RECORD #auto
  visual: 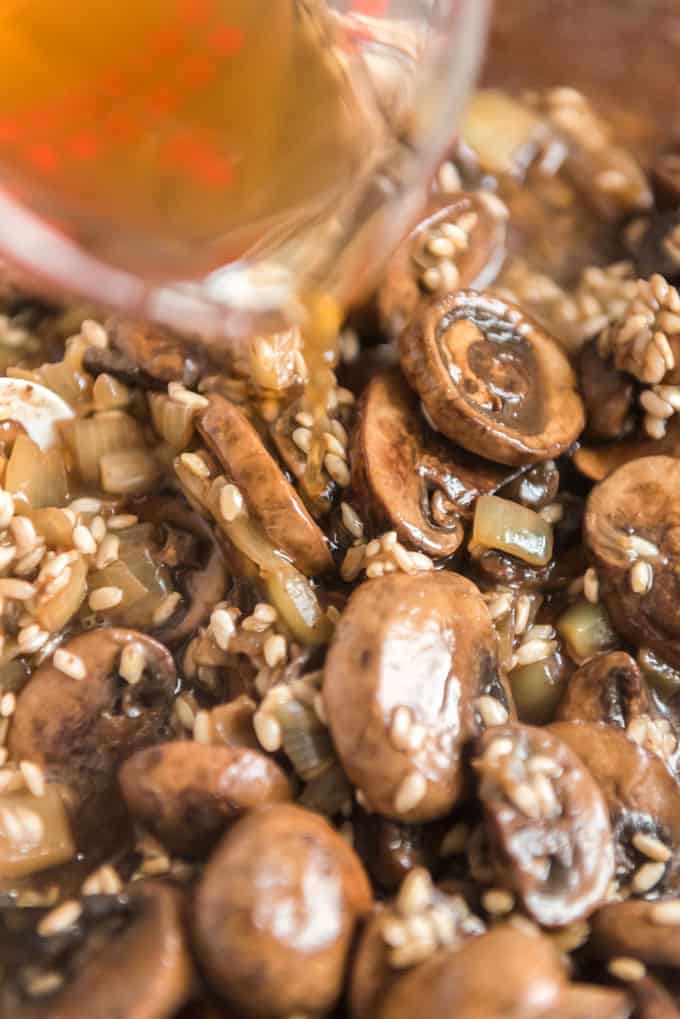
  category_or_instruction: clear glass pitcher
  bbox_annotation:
[0,0,489,345]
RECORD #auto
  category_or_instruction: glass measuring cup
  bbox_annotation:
[0,0,490,345]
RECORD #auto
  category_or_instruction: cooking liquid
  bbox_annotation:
[0,0,399,486]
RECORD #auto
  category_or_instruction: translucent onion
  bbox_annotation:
[61,412,144,485]
[99,448,160,496]
[175,458,331,647]
[557,599,617,664]
[0,785,75,880]
[510,655,568,725]
[35,555,88,633]
[87,525,173,626]
[148,393,195,452]
[27,507,74,548]
[278,699,334,780]
[473,495,554,566]
[4,435,69,509]
[9,336,92,413]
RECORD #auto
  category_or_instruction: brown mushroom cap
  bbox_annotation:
[349,909,397,1019]
[9,629,177,839]
[475,723,614,927]
[350,370,514,559]
[43,882,192,1019]
[556,986,633,1019]
[119,741,292,858]
[378,925,566,1019]
[377,192,507,338]
[574,416,680,482]
[194,803,372,1018]
[400,290,585,465]
[323,573,508,822]
[198,394,332,576]
[106,318,205,388]
[550,721,680,889]
[556,651,651,728]
[585,456,680,668]
[590,898,680,969]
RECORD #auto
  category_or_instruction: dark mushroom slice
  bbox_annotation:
[550,722,680,893]
[10,882,192,1019]
[579,340,635,441]
[652,152,680,210]
[352,811,446,892]
[400,290,585,465]
[105,318,205,388]
[590,897,680,970]
[557,652,652,727]
[8,629,177,842]
[138,498,228,646]
[377,192,508,338]
[585,456,680,669]
[119,741,292,858]
[378,924,566,1019]
[323,573,510,823]
[475,723,614,927]
[629,976,680,1019]
[574,416,680,482]
[350,371,514,559]
[349,909,398,1019]
[198,394,333,577]
[194,804,372,1019]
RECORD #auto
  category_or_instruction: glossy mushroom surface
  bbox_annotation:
[585,456,680,668]
[194,804,372,1018]
[400,290,585,465]
[323,572,509,822]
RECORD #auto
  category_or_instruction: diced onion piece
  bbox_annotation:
[93,373,130,411]
[278,699,334,780]
[473,495,554,566]
[557,599,617,664]
[5,435,68,509]
[100,448,160,496]
[35,556,88,633]
[0,785,75,880]
[27,507,74,547]
[88,561,148,609]
[510,656,566,725]
[461,89,547,176]
[62,412,144,485]
[148,393,195,452]
[264,564,332,647]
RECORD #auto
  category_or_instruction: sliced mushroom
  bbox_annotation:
[349,909,398,1019]
[579,341,635,441]
[378,925,566,1019]
[11,882,192,1019]
[585,456,680,668]
[378,192,507,338]
[105,319,205,388]
[557,652,651,727]
[574,416,680,482]
[628,976,680,1019]
[138,498,228,646]
[590,898,680,970]
[350,371,514,559]
[194,804,372,1018]
[400,290,585,465]
[198,394,333,576]
[119,741,292,858]
[475,723,614,926]
[652,152,680,209]
[550,722,680,893]
[323,573,509,822]
[627,210,680,285]
[9,629,177,841]
[556,986,633,1019]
